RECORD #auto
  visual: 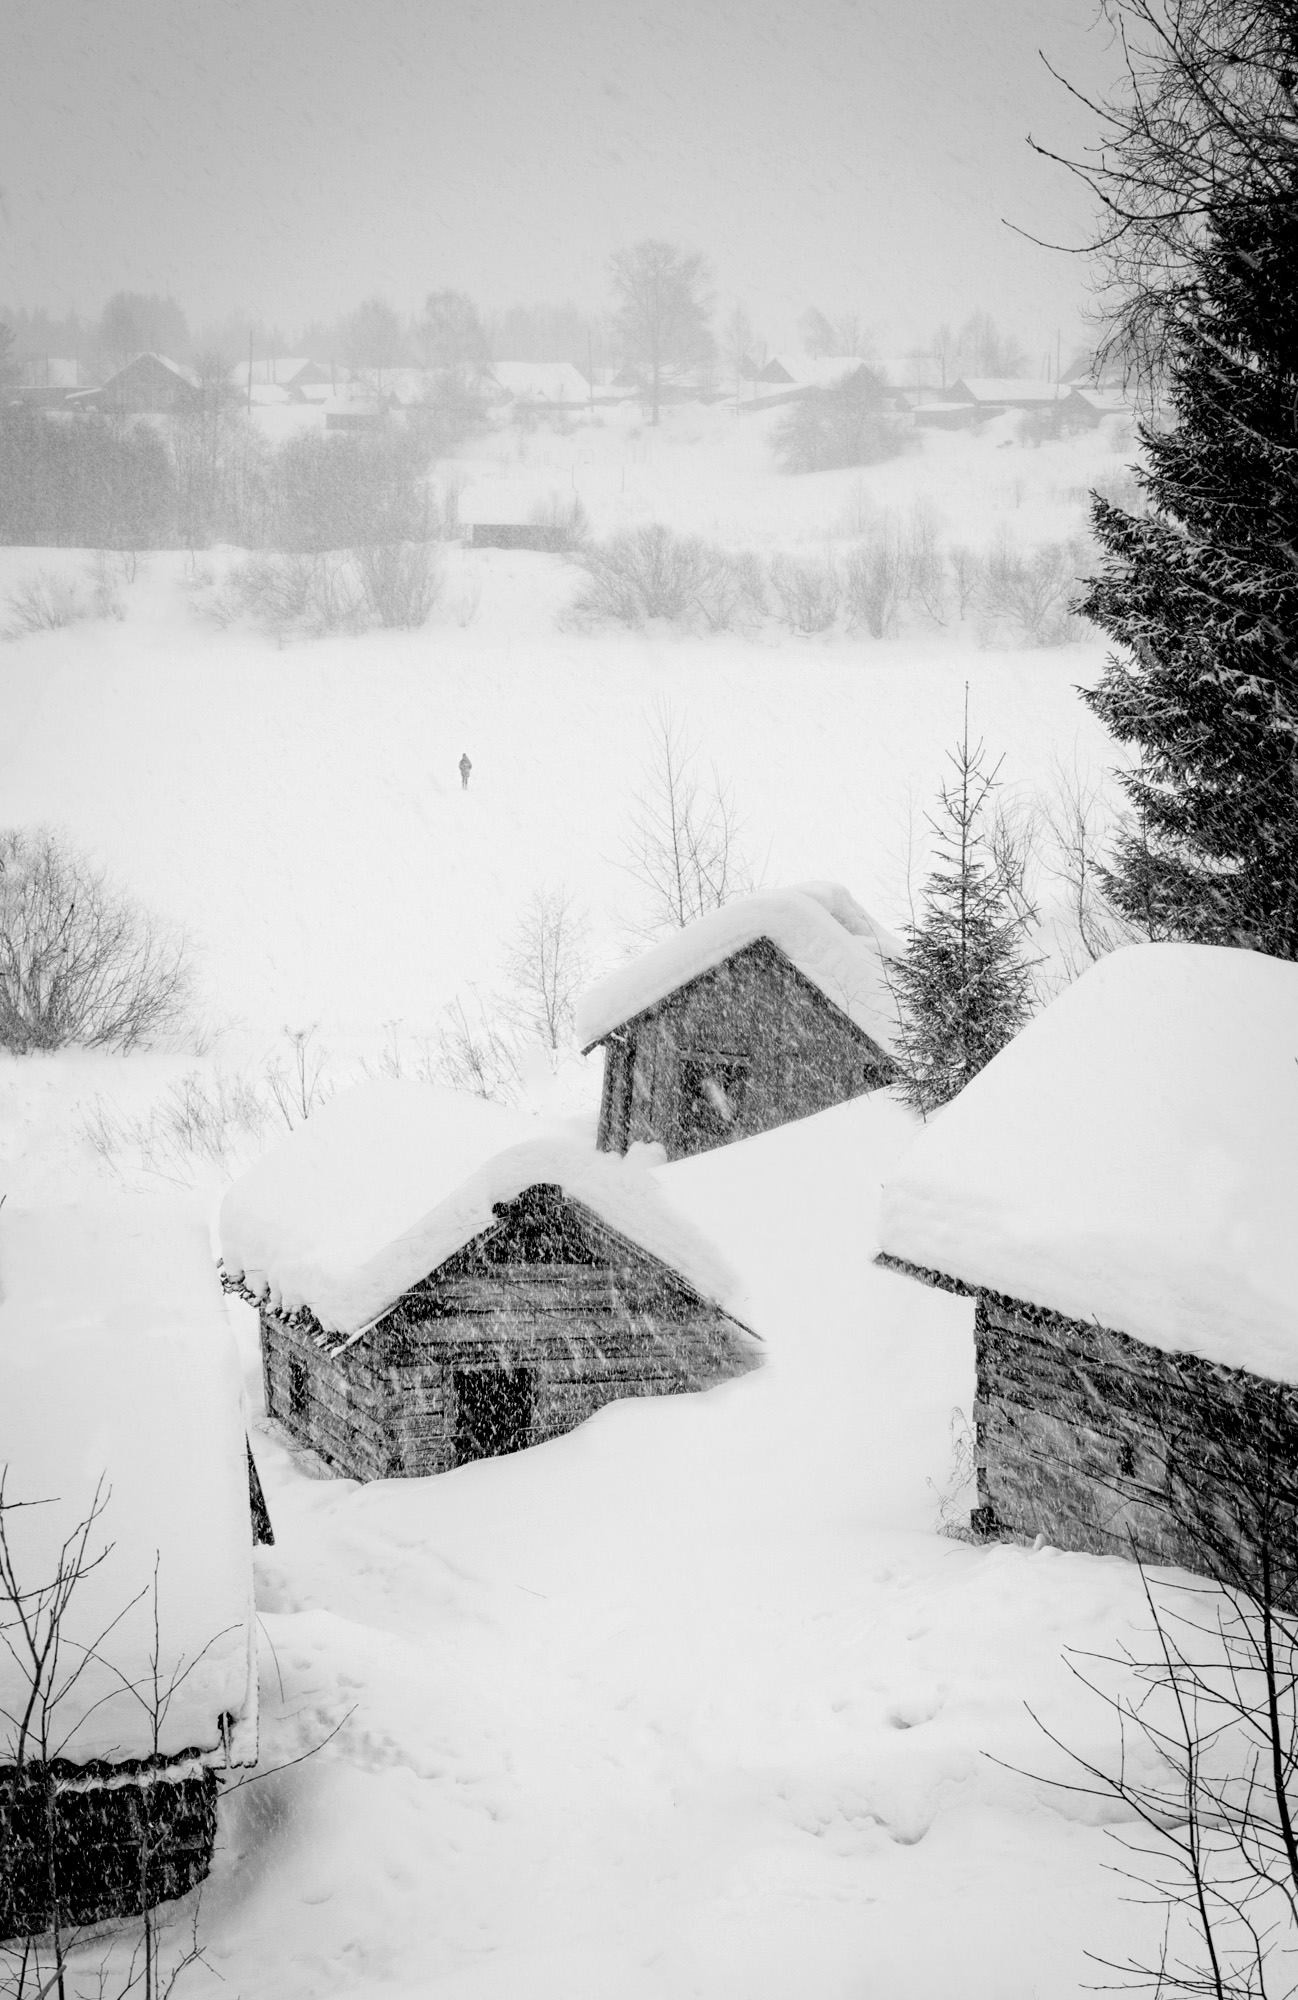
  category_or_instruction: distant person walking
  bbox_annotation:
[459,752,472,791]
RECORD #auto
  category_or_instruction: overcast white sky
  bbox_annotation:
[1,0,1125,361]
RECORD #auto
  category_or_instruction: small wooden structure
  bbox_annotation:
[220,1085,757,1483]
[70,352,203,416]
[457,478,578,552]
[579,884,902,1161]
[877,944,1298,1586]
[0,1200,259,1942]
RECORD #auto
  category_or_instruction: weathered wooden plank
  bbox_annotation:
[974,1289,1298,1588]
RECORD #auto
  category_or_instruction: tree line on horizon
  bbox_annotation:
[0,275,1044,397]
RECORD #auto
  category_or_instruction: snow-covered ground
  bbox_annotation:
[0,410,1173,1994]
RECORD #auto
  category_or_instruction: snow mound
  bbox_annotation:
[0,1198,257,1767]
[878,942,1298,1381]
[576,881,904,1054]
[219,1080,740,1337]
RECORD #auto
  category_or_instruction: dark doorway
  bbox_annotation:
[453,1366,534,1466]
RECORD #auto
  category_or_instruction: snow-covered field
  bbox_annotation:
[0,408,1172,1995]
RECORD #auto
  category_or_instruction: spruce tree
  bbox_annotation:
[892,717,1037,1113]
[1079,161,1298,956]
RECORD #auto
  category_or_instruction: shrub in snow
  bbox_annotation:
[431,994,523,1103]
[573,525,763,632]
[768,555,840,634]
[265,428,431,554]
[773,370,910,474]
[528,493,589,554]
[844,522,908,638]
[217,551,366,638]
[890,718,1036,1112]
[979,537,1086,647]
[947,543,983,620]
[354,540,441,629]
[4,571,93,639]
[0,828,191,1054]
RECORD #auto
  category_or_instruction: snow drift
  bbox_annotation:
[219,1080,740,1337]
[878,942,1298,1381]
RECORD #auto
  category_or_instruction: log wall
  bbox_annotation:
[975,1290,1298,1587]
[262,1188,758,1483]
[0,1763,218,1940]
[596,937,895,1160]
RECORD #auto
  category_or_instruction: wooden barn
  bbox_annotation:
[578,883,903,1162]
[876,943,1298,1590]
[219,1083,758,1482]
[69,352,203,416]
[0,1200,259,1944]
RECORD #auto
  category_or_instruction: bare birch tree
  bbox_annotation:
[621,703,758,938]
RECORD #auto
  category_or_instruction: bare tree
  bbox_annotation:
[0,831,191,1054]
[721,304,761,388]
[1031,0,1298,393]
[1042,762,1150,974]
[622,703,759,937]
[609,241,715,426]
[1020,1380,1298,1999]
[0,1480,214,2000]
[504,889,590,1052]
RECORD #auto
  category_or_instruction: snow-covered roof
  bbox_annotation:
[229,356,317,389]
[577,882,904,1055]
[1069,386,1130,412]
[491,361,591,404]
[784,357,876,390]
[129,352,202,388]
[878,943,1298,1383]
[949,377,1065,405]
[219,1081,740,1338]
[0,1199,257,1769]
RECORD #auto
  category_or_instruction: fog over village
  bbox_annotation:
[3,3,1298,1996]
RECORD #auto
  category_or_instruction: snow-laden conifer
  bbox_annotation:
[892,712,1036,1112]
[1080,152,1298,955]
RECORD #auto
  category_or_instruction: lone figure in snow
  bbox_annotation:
[459,752,472,791]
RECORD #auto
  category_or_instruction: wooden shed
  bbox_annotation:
[0,1200,259,1943]
[578,883,903,1162]
[219,1084,757,1482]
[69,352,203,416]
[876,943,1298,1590]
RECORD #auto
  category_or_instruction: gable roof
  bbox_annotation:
[219,1081,739,1338]
[757,356,875,391]
[576,882,904,1055]
[948,377,1065,406]
[118,352,201,389]
[0,1199,257,1768]
[491,361,591,404]
[877,943,1298,1383]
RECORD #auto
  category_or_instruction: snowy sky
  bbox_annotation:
[1,0,1123,357]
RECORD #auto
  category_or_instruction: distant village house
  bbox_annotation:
[69,352,204,416]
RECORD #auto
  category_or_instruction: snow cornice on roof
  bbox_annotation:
[220,1083,740,1336]
[877,943,1298,1384]
[576,883,904,1057]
